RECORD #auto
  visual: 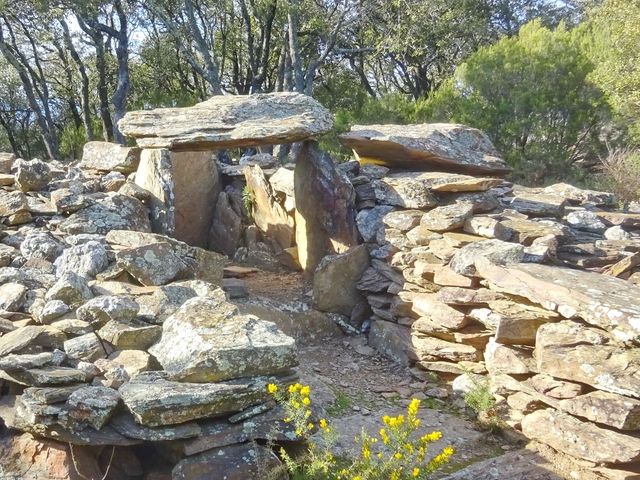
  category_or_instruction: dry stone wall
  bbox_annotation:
[334,124,640,477]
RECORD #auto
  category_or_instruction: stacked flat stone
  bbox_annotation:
[0,148,299,478]
[338,123,640,478]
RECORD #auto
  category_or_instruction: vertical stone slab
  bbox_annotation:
[135,149,220,248]
[172,151,220,248]
[136,149,175,237]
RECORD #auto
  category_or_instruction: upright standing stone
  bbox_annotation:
[294,141,360,273]
[135,149,220,248]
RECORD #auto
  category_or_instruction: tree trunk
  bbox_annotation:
[287,1,305,93]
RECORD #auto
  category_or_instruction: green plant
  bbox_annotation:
[326,390,353,417]
[59,124,86,160]
[242,185,254,219]
[462,376,503,430]
[266,383,455,480]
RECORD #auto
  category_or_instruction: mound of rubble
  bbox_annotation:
[329,124,640,479]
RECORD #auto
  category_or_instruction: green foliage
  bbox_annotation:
[59,124,86,160]
[463,378,495,415]
[423,20,611,184]
[242,185,254,219]
[325,390,352,417]
[600,148,640,204]
[585,0,640,141]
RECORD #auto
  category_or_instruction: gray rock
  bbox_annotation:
[76,295,139,327]
[0,282,28,311]
[208,191,242,256]
[119,371,292,426]
[97,319,161,350]
[558,391,640,431]
[20,232,64,262]
[356,206,395,242]
[420,202,474,232]
[339,123,511,174]
[39,300,71,323]
[0,190,31,224]
[110,412,201,441]
[57,193,151,235]
[449,239,524,276]
[0,350,64,371]
[63,386,120,430]
[313,245,370,325]
[15,159,51,192]
[119,92,334,149]
[46,271,93,307]
[50,188,94,214]
[605,225,631,240]
[150,296,297,382]
[0,325,66,357]
[79,141,141,173]
[54,241,109,279]
[116,242,187,286]
[382,210,424,232]
[543,182,616,206]
[372,176,438,209]
[504,191,566,217]
[565,210,607,232]
[63,333,109,362]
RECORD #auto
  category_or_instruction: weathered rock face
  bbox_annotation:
[245,165,294,251]
[313,245,370,324]
[79,141,141,173]
[339,123,511,174]
[522,409,640,464]
[294,141,360,272]
[119,92,334,149]
[15,159,52,192]
[535,321,640,398]
[149,296,297,383]
[119,371,284,427]
[449,239,524,276]
[208,191,243,256]
[475,260,640,342]
[134,148,220,248]
[558,391,640,431]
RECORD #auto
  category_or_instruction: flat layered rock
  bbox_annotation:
[110,412,201,441]
[558,391,640,431]
[412,334,481,362]
[535,321,640,398]
[119,371,290,427]
[475,260,640,342]
[119,92,333,149]
[149,297,297,383]
[522,409,640,464]
[340,123,511,174]
[79,141,140,173]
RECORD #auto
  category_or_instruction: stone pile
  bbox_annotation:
[334,123,640,478]
[0,99,326,477]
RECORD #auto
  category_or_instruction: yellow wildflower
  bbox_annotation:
[319,418,328,429]
[300,385,311,396]
[412,467,420,477]
[307,422,314,430]
[267,383,278,394]
[408,398,421,417]
[379,428,390,444]
[302,397,311,406]
[362,445,371,459]
[394,452,403,460]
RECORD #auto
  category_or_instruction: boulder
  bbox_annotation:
[119,371,287,426]
[475,260,640,343]
[97,320,161,350]
[449,239,524,276]
[411,293,468,330]
[63,333,108,362]
[383,209,424,231]
[565,210,607,232]
[149,296,297,382]
[0,152,15,173]
[0,283,28,311]
[339,123,511,174]
[313,245,370,324]
[368,319,415,365]
[356,206,395,243]
[372,176,438,209]
[79,141,141,173]
[294,141,359,272]
[484,338,535,375]
[54,241,109,279]
[76,295,139,327]
[543,182,616,206]
[45,272,93,307]
[522,409,640,464]
[63,386,120,430]
[116,242,187,286]
[412,334,481,362]
[244,165,294,250]
[504,191,566,217]
[0,325,66,357]
[535,321,640,398]
[57,193,151,235]
[119,92,333,149]
[15,159,51,192]
[0,190,31,225]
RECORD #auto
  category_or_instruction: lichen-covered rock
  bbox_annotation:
[449,239,524,276]
[522,409,640,464]
[339,123,511,174]
[63,333,108,362]
[0,190,31,225]
[20,232,64,262]
[57,193,151,235]
[79,141,141,173]
[54,241,109,279]
[149,296,297,383]
[356,206,395,243]
[0,283,28,311]
[420,202,474,232]
[119,92,334,149]
[15,159,52,192]
[97,319,161,350]
[208,191,242,256]
[62,386,120,431]
[45,272,93,307]
[116,242,187,286]
[119,371,289,426]
[558,391,640,431]
[76,295,139,327]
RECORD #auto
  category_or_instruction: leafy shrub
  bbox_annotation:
[266,383,455,479]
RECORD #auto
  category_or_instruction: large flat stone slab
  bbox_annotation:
[339,123,511,174]
[522,409,640,464]
[79,141,140,173]
[149,297,297,382]
[119,371,292,427]
[475,259,640,342]
[119,92,333,149]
